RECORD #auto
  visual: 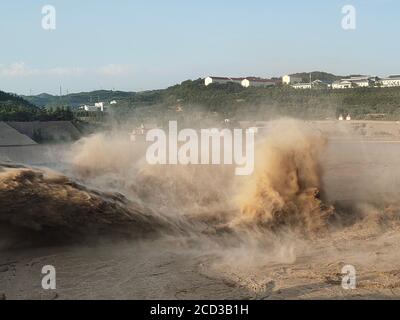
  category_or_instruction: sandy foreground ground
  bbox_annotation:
[2,215,400,300]
[2,121,400,300]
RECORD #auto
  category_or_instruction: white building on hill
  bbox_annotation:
[282,75,302,85]
[347,76,373,87]
[380,75,400,87]
[291,82,312,89]
[291,79,331,90]
[82,105,98,112]
[82,102,108,112]
[332,76,377,89]
[332,80,353,89]
[204,76,243,86]
[205,76,276,88]
[241,77,276,88]
[95,102,106,112]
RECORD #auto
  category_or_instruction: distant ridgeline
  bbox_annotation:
[0,90,36,109]
[106,78,400,122]
[9,72,400,122]
[22,90,135,108]
[0,90,74,121]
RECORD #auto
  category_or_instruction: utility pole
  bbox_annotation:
[59,85,62,106]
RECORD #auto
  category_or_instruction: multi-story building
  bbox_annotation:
[241,77,276,88]
[291,79,331,90]
[332,76,377,89]
[204,76,244,86]
[282,75,302,85]
[205,76,276,88]
[380,75,400,87]
[332,80,353,89]
[291,82,312,89]
[82,102,108,112]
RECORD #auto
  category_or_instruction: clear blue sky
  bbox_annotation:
[0,0,399,95]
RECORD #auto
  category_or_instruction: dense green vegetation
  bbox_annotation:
[0,90,74,121]
[291,71,343,83]
[5,74,400,124]
[109,79,400,124]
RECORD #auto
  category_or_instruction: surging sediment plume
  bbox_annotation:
[234,119,334,234]
[0,119,337,248]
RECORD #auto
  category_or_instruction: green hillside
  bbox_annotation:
[23,90,135,108]
[0,90,74,121]
[109,78,400,123]
[290,71,343,83]
[0,90,41,121]
[0,91,36,108]
[13,72,400,124]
